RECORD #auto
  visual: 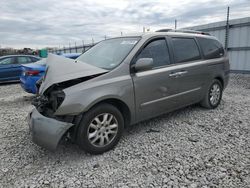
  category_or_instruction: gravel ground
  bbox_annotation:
[0,74,249,188]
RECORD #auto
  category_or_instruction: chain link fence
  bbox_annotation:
[48,43,95,54]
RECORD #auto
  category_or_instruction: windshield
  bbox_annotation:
[76,37,139,70]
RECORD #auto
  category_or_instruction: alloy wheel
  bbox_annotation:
[209,83,221,106]
[87,113,118,147]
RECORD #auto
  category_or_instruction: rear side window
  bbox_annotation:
[197,38,224,59]
[172,38,201,63]
[17,56,32,64]
[137,39,171,68]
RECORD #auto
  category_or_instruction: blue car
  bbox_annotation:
[0,55,41,83]
[20,53,80,94]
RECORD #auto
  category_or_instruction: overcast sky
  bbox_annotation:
[1,0,250,49]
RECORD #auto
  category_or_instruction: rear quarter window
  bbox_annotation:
[172,38,201,63]
[197,38,224,59]
[30,57,40,62]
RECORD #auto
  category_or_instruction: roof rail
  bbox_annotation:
[155,29,210,36]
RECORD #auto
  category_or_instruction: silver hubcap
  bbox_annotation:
[209,83,221,106]
[87,113,118,147]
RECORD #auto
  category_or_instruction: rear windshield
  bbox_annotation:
[35,58,46,65]
[76,37,140,70]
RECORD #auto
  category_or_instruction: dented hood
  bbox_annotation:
[39,54,108,93]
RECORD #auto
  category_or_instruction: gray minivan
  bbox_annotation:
[29,30,229,154]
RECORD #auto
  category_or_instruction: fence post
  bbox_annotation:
[225,6,230,50]
[82,40,85,53]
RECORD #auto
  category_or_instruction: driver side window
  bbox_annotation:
[136,39,171,68]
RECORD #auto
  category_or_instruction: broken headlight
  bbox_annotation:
[49,90,65,112]
[32,89,65,116]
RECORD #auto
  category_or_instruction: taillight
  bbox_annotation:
[25,70,40,76]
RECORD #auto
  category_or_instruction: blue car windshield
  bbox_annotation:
[76,37,140,70]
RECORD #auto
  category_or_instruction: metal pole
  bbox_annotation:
[69,42,71,53]
[75,42,77,53]
[82,40,85,53]
[225,6,230,50]
[175,19,177,30]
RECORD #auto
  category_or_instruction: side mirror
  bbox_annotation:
[134,58,153,72]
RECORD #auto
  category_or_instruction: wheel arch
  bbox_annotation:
[214,76,224,89]
[86,98,132,128]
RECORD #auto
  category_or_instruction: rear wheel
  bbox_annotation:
[77,103,124,154]
[200,79,223,109]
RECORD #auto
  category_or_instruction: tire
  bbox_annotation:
[200,79,223,109]
[77,103,124,154]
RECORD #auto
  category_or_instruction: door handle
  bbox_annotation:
[169,70,188,77]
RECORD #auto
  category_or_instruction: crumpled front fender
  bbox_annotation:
[28,108,74,151]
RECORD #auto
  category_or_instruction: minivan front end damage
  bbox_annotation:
[29,83,80,150]
[28,54,108,150]
[28,108,73,151]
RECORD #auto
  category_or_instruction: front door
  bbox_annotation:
[132,38,179,121]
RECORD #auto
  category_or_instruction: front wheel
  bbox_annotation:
[77,103,124,154]
[200,79,223,109]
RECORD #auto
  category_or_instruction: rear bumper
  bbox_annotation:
[224,72,230,89]
[28,108,74,151]
[20,76,40,94]
[20,81,33,93]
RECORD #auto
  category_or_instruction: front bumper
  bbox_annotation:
[28,108,74,151]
